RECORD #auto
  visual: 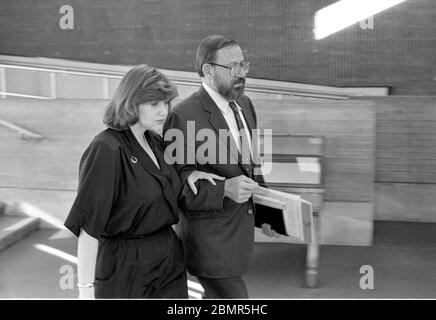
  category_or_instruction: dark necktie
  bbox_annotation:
[229,101,253,175]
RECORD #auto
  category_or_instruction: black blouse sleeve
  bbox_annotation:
[64,139,117,238]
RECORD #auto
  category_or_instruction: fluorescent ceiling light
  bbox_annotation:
[314,0,407,40]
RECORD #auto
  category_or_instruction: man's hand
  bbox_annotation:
[261,223,280,238]
[224,175,258,203]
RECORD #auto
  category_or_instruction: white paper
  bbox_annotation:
[253,186,315,242]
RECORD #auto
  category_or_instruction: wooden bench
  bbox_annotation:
[256,135,325,288]
[254,99,376,288]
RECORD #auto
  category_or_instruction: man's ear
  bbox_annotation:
[202,63,212,77]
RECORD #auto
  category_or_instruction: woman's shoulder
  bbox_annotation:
[81,129,126,160]
[91,128,124,149]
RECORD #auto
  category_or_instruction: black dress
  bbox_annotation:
[64,128,188,298]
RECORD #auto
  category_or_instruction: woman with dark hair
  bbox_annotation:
[64,65,223,299]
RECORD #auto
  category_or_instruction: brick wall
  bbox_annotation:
[0,0,435,94]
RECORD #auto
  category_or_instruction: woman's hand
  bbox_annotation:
[187,171,225,195]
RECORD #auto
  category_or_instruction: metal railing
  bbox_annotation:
[0,62,352,100]
[0,63,124,100]
[0,118,44,140]
[0,60,368,139]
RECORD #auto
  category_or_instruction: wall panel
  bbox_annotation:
[255,99,376,203]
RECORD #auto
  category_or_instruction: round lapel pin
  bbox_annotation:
[131,156,138,164]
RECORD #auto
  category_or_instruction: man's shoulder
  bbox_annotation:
[171,91,203,117]
[237,94,253,107]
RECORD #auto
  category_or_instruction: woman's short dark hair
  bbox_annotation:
[103,65,178,130]
[195,35,238,77]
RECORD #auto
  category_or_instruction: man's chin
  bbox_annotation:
[218,85,244,101]
[231,88,245,100]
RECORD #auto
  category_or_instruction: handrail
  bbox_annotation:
[0,118,44,140]
[0,92,51,99]
[0,62,350,100]
[0,63,123,79]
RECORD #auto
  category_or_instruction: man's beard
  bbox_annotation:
[216,77,245,101]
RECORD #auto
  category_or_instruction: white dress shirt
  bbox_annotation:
[202,82,253,154]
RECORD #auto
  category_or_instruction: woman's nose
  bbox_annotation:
[160,104,168,116]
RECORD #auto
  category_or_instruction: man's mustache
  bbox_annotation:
[232,78,245,86]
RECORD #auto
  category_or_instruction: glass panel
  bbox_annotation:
[258,134,323,155]
[261,157,322,185]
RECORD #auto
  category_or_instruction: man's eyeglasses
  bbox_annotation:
[208,62,250,77]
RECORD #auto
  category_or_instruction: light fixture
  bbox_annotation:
[314,0,407,40]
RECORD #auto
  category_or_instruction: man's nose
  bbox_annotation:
[238,69,248,78]
[236,73,247,81]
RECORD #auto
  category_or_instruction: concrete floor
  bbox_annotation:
[0,221,435,299]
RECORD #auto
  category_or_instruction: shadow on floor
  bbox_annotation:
[0,222,435,299]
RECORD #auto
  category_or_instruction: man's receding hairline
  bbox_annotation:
[214,45,244,64]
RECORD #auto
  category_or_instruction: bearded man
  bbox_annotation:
[163,34,263,298]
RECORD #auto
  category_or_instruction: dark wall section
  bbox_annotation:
[0,0,435,94]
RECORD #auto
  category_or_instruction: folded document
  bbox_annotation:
[253,187,315,243]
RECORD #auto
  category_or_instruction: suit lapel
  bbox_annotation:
[197,87,254,177]
[123,128,161,175]
[123,129,179,216]
[198,87,240,166]
[144,131,180,216]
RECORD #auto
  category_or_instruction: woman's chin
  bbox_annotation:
[153,127,163,136]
